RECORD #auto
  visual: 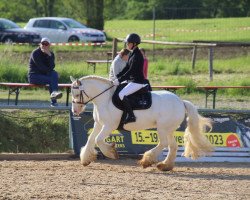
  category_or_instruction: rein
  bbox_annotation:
[72,84,115,105]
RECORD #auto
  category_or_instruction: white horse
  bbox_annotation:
[70,75,213,171]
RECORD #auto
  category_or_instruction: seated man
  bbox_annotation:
[28,37,62,107]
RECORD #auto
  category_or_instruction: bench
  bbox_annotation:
[0,83,187,106]
[86,59,112,73]
[197,86,250,109]
[0,83,71,106]
[151,86,186,93]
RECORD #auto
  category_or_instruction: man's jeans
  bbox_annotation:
[28,71,59,103]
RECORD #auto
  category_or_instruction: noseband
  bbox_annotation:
[72,82,115,105]
[72,85,89,105]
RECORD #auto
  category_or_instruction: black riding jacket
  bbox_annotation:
[116,47,145,84]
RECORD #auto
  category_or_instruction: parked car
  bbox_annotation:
[0,18,41,44]
[24,17,106,43]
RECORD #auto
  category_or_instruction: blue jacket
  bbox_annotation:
[28,47,55,75]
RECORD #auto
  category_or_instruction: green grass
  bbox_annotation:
[105,18,250,42]
[18,17,250,44]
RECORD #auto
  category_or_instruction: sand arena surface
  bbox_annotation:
[0,154,249,200]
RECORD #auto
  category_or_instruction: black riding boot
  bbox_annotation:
[122,96,136,124]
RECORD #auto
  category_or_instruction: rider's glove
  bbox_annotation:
[112,79,120,86]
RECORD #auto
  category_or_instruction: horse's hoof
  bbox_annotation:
[114,151,119,159]
[108,143,119,159]
[111,148,119,159]
[138,159,152,168]
[81,161,91,166]
[156,162,174,171]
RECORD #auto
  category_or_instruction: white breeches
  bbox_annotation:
[119,82,146,100]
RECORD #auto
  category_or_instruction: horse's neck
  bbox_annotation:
[84,79,112,105]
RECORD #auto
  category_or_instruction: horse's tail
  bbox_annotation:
[182,100,213,159]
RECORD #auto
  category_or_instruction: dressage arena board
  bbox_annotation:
[69,109,250,162]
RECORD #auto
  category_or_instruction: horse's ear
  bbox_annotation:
[70,76,76,83]
[76,79,81,86]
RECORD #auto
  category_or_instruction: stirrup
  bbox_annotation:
[123,115,136,124]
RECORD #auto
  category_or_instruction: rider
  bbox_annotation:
[113,33,148,124]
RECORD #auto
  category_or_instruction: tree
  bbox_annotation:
[44,0,56,16]
[83,0,104,30]
[29,0,57,17]
[0,0,249,24]
[0,0,37,22]
[104,0,127,20]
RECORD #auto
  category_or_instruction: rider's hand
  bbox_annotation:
[112,79,120,86]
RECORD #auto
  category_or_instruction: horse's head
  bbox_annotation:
[70,75,114,115]
[70,76,88,116]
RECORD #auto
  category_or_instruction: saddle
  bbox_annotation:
[112,83,152,110]
[112,81,152,130]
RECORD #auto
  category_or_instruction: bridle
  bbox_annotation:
[71,85,89,105]
[71,82,115,105]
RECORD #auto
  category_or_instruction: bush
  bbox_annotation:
[0,110,69,153]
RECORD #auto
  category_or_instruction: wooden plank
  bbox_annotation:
[0,83,71,88]
[117,38,217,47]
[0,103,95,110]
[152,86,186,89]
[176,147,250,152]
[0,83,71,106]
[193,40,250,47]
[162,151,250,157]
[0,104,71,110]
[197,86,250,89]
[174,157,250,162]
[163,152,250,157]
[86,60,112,63]
[159,147,250,162]
[213,147,250,152]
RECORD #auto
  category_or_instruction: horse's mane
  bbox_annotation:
[79,75,111,85]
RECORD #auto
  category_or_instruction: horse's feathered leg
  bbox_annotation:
[156,130,177,171]
[95,126,119,159]
[138,144,163,168]
[80,121,101,166]
[139,125,177,170]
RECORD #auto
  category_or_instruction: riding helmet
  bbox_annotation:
[125,33,141,44]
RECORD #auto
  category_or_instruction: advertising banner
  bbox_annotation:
[70,110,250,156]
